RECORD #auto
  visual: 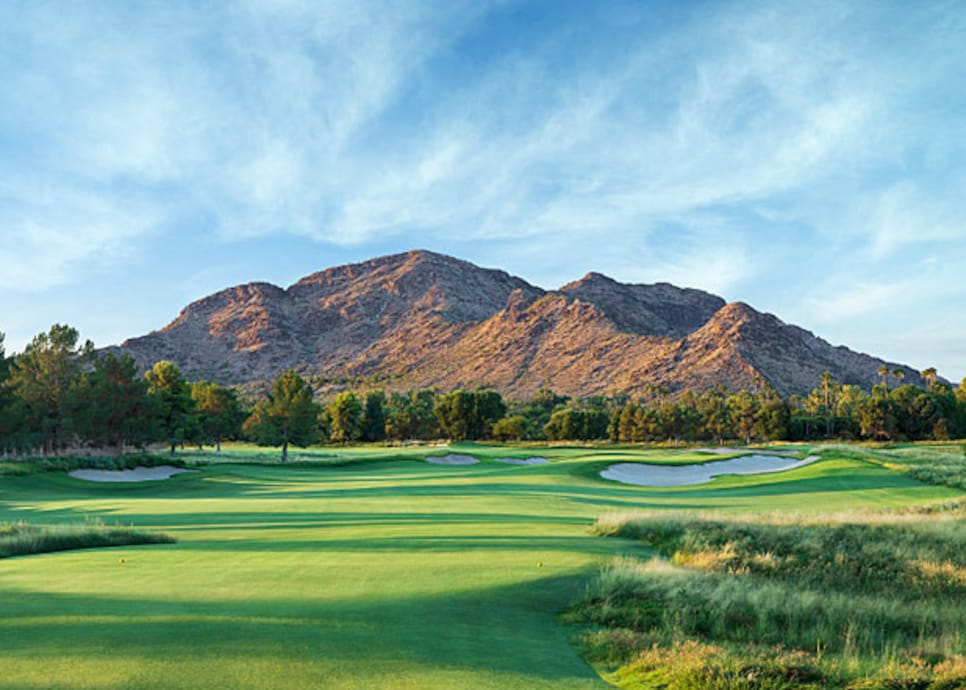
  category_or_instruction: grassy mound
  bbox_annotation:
[817,443,966,491]
[572,507,966,689]
[0,520,175,559]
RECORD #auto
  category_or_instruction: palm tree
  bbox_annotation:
[878,364,889,389]
[922,367,938,391]
[820,371,837,436]
[893,369,905,386]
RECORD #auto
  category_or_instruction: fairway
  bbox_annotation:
[0,446,958,689]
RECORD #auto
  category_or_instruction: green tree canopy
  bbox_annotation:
[434,390,475,440]
[385,389,439,440]
[72,353,157,450]
[191,381,245,452]
[327,391,363,444]
[543,407,609,441]
[856,395,898,441]
[245,370,321,461]
[491,415,527,441]
[360,390,386,442]
[434,390,506,441]
[8,324,93,454]
[698,388,730,444]
[146,360,197,455]
[727,391,759,445]
[753,389,790,441]
[0,332,16,446]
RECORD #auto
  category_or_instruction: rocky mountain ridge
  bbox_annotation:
[109,249,923,397]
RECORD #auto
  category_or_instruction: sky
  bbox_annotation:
[1,0,964,382]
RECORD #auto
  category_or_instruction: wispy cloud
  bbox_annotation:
[865,181,966,258]
[2,0,959,252]
[0,188,156,291]
[803,280,912,323]
[1,0,965,377]
[0,1,495,271]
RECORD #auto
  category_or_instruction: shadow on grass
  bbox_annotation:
[167,534,633,557]
[0,572,606,686]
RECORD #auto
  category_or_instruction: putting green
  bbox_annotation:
[0,445,957,689]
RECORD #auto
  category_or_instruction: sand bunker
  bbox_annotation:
[425,454,480,465]
[69,465,197,482]
[601,454,819,487]
[493,457,549,466]
[696,448,796,456]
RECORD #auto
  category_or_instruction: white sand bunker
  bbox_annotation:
[601,455,819,487]
[493,457,549,466]
[696,447,796,456]
[425,454,479,465]
[69,465,197,482]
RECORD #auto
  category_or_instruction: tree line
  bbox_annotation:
[0,326,246,457]
[1,325,964,460]
[0,325,510,458]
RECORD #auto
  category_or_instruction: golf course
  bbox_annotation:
[0,443,962,689]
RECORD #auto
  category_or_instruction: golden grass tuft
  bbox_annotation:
[575,502,966,688]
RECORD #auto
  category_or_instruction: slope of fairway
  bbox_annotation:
[0,446,958,689]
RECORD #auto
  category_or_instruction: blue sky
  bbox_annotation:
[1,0,964,382]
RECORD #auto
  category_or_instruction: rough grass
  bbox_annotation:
[604,640,966,690]
[573,507,966,689]
[0,519,175,558]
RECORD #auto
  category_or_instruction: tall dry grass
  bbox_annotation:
[572,505,966,689]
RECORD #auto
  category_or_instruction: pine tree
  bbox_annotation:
[360,390,386,442]
[72,353,156,451]
[328,391,363,444]
[245,370,320,461]
[9,324,93,454]
[192,381,245,452]
[146,361,198,456]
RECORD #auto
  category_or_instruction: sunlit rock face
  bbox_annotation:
[106,250,923,397]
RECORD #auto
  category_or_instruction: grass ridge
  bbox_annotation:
[0,519,175,558]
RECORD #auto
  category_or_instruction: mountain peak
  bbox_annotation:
[561,271,618,290]
[108,251,919,397]
[559,272,726,338]
[711,301,762,324]
[289,249,464,289]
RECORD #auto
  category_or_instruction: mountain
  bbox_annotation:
[109,249,923,397]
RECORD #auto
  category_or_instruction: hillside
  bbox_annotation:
[110,250,923,397]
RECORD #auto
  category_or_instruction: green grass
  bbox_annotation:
[0,519,175,558]
[0,443,960,688]
[572,507,966,688]
[814,442,966,491]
